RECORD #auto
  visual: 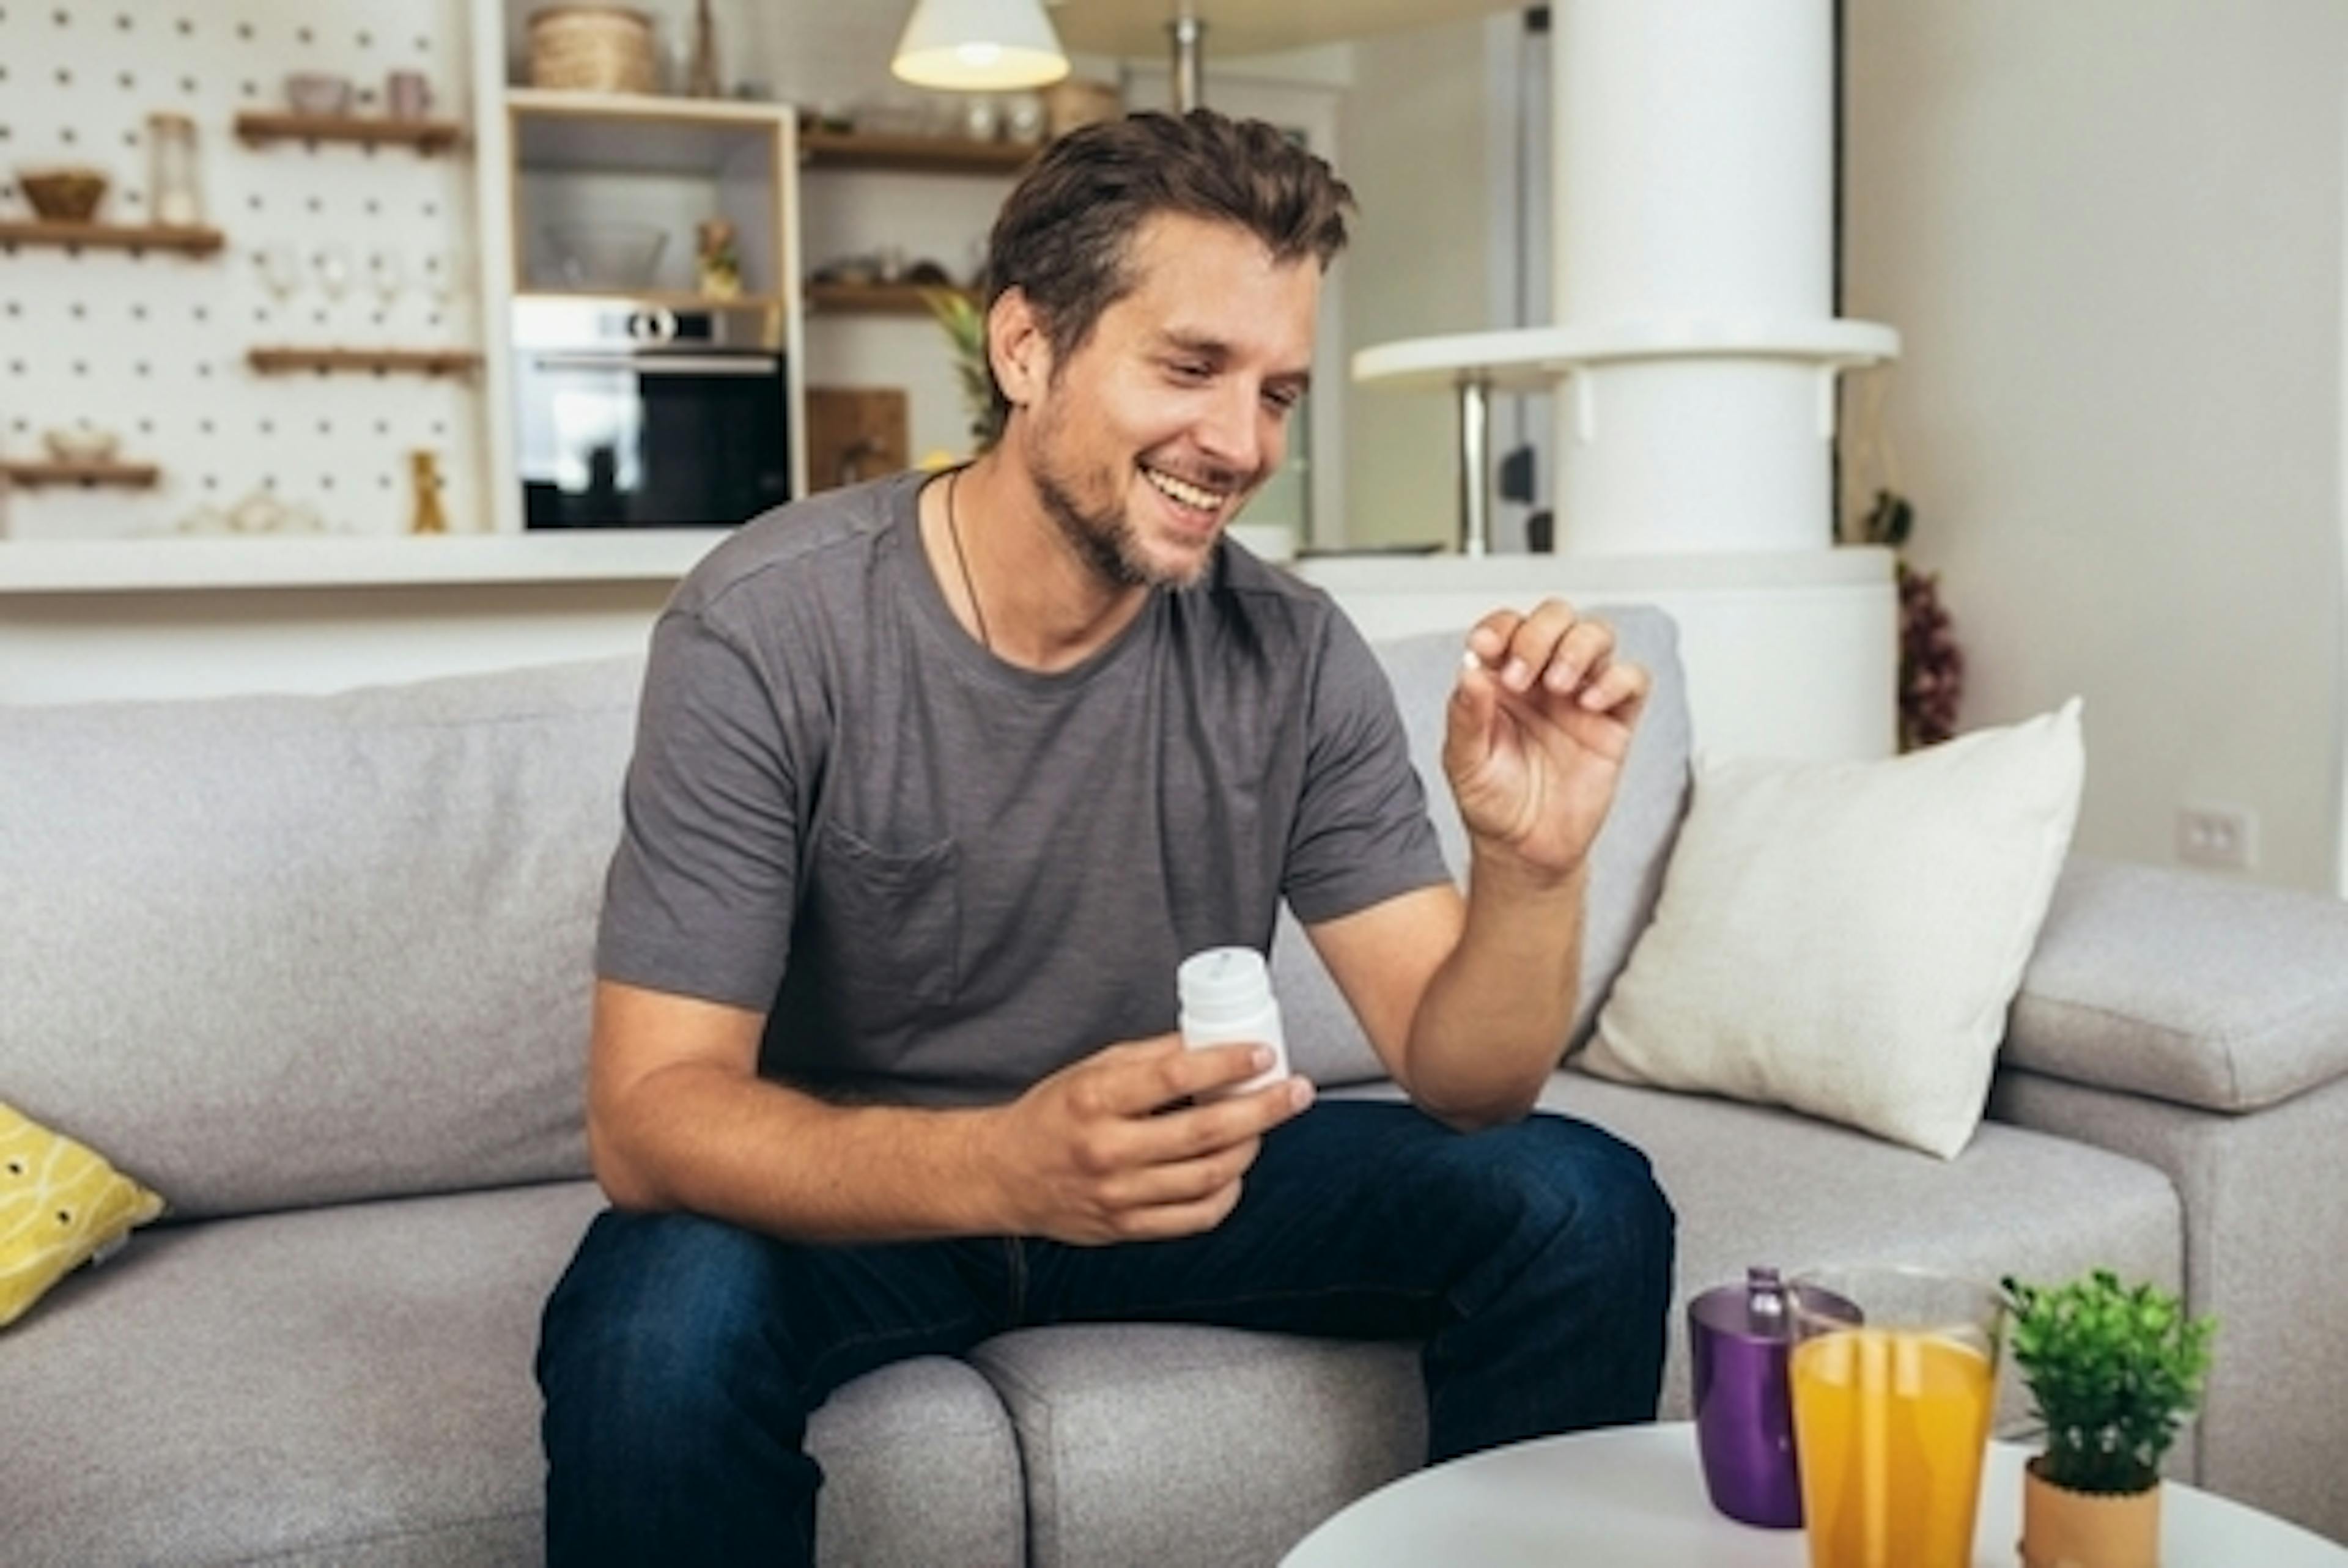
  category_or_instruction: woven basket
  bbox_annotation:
[528,6,656,95]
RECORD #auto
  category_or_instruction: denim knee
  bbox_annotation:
[1442,1115,1677,1304]
[539,1209,803,1449]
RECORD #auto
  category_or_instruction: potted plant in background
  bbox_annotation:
[2002,1268,2217,1568]
[921,287,999,452]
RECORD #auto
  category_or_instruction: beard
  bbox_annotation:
[1019,405,1235,593]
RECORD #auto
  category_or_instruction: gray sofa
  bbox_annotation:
[7,608,2347,1566]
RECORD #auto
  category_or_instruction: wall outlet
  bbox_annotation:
[2177,804,2259,871]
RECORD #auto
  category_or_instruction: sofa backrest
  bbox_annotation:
[0,605,1689,1218]
[1275,605,1693,1084]
[2,657,643,1220]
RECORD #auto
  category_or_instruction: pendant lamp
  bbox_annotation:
[892,0,1071,90]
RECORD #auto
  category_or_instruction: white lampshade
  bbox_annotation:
[892,0,1070,90]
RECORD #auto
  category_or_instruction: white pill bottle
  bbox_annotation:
[1176,946,1290,1097]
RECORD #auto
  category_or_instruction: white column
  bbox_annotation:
[1549,0,1873,555]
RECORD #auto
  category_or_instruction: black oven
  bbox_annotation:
[514,298,792,529]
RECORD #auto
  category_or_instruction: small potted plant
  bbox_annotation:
[2002,1268,2217,1568]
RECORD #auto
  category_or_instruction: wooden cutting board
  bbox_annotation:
[806,387,910,492]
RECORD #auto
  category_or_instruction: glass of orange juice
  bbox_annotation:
[1787,1266,2005,1568]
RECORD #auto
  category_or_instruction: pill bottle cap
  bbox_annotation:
[1177,947,1272,1025]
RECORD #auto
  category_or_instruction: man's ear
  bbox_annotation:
[988,287,1051,411]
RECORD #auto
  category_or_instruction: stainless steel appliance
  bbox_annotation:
[513,296,792,529]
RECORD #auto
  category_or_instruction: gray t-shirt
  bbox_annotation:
[597,469,1448,1106]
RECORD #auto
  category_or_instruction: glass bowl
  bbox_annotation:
[538,221,669,291]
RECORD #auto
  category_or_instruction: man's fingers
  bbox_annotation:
[1466,601,1622,699]
[1485,600,1579,692]
[1096,1137,1261,1212]
[1575,659,1650,720]
[1105,1179,1249,1243]
[1466,611,1524,668]
[1542,620,1617,697]
[1120,1075,1310,1166]
[1085,1035,1268,1117]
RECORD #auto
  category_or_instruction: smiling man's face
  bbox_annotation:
[1012,212,1320,589]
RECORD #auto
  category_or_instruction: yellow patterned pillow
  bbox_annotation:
[1,1102,166,1330]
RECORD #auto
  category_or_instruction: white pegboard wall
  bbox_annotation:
[0,0,483,540]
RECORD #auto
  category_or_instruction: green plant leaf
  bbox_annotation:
[2000,1268,2217,1494]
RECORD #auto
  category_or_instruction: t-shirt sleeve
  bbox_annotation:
[1282,609,1452,925]
[595,606,805,1011]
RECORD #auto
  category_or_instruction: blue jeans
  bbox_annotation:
[536,1100,1674,1566]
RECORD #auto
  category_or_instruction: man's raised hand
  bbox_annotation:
[1444,599,1650,880]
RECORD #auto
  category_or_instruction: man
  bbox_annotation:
[537,110,1674,1565]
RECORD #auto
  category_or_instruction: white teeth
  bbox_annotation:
[1144,466,1224,512]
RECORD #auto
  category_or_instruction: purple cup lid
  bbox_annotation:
[1688,1266,1798,1343]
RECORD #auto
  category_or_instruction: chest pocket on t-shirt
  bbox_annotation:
[802,820,961,1029]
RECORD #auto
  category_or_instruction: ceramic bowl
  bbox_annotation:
[42,427,120,463]
[18,166,109,223]
[284,73,354,116]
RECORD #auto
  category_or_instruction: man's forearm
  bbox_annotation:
[593,1062,1013,1244]
[1403,850,1587,1130]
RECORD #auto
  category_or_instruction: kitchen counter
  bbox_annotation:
[0,531,732,595]
[0,531,736,706]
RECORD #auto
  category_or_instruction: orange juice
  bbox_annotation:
[1789,1329,1996,1568]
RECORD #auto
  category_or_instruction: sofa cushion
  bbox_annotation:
[0,657,644,1219]
[1323,1068,2179,1443]
[1277,608,1691,1084]
[1535,1067,2179,1439]
[2006,856,2348,1113]
[3,1180,1027,1568]
[1582,701,2084,1157]
[968,1324,1425,1568]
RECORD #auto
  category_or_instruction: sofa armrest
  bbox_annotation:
[2001,856,2348,1113]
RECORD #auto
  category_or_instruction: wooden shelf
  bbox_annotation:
[246,347,481,377]
[800,129,1038,176]
[0,220,224,254]
[234,111,467,153]
[507,86,792,129]
[1,460,160,488]
[514,288,783,311]
[805,282,975,316]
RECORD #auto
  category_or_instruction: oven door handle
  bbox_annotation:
[529,353,780,377]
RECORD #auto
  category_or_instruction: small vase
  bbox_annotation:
[2019,1458,2162,1568]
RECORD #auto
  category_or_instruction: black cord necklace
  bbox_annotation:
[945,466,992,654]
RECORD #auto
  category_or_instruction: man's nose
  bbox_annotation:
[1193,380,1265,477]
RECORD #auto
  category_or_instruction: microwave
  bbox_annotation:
[513,298,792,529]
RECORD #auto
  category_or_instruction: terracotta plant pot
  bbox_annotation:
[2019,1457,2162,1568]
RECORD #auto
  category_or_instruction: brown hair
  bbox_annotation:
[976,109,1355,440]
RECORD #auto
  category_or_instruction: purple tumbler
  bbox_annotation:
[1686,1266,1856,1529]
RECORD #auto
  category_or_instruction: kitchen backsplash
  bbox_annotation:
[0,0,482,540]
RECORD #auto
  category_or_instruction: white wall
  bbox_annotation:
[1842,0,2347,894]
[1337,16,1497,550]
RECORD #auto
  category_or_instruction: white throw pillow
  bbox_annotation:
[1582,700,2085,1159]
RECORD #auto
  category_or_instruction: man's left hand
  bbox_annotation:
[1444,600,1650,878]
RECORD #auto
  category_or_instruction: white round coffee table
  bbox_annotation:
[1282,1423,2347,1567]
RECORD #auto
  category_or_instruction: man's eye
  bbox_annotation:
[1169,361,1212,381]
[1263,387,1300,412]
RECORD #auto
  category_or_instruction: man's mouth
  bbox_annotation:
[1141,463,1231,517]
